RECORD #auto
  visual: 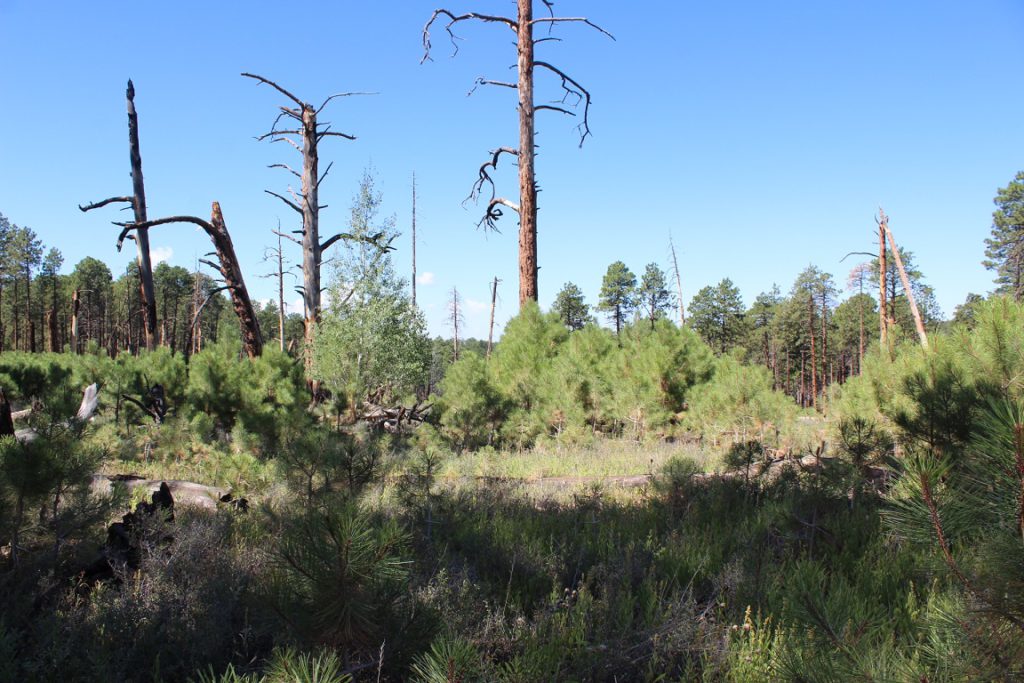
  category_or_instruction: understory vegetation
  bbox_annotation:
[0,296,1022,681]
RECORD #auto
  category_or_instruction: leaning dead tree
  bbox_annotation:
[79,80,159,351]
[241,72,382,367]
[115,202,263,358]
[878,209,929,349]
[422,1,614,306]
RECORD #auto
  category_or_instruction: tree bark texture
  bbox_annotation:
[127,80,159,351]
[517,0,538,306]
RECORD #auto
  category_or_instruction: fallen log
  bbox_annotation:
[14,384,99,444]
[89,474,233,511]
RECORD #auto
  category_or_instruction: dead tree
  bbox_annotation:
[880,209,929,349]
[115,202,263,358]
[487,277,500,359]
[241,73,379,367]
[261,225,298,353]
[878,214,888,347]
[449,286,463,361]
[669,234,685,325]
[422,1,613,307]
[79,80,159,351]
[411,172,418,308]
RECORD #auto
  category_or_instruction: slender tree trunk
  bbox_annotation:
[300,104,322,372]
[884,221,929,349]
[411,172,418,308]
[127,80,159,351]
[487,276,498,359]
[517,0,538,305]
[879,219,887,347]
[808,294,817,410]
[12,279,20,351]
[277,232,285,352]
[820,293,828,390]
[670,235,685,325]
[70,289,80,354]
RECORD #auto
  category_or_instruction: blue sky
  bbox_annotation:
[1,1,1022,339]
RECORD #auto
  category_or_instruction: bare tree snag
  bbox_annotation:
[115,203,263,358]
[423,1,613,307]
[449,286,462,361]
[242,73,377,371]
[881,209,929,349]
[70,289,80,354]
[878,213,888,347]
[669,234,685,325]
[79,80,158,351]
[487,276,500,359]
[262,225,297,353]
[412,172,418,308]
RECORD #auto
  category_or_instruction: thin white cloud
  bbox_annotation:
[416,271,435,286]
[150,246,173,264]
[465,298,489,314]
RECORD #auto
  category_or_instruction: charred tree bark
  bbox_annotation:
[422,3,613,307]
[516,0,538,305]
[79,80,158,351]
[242,73,378,374]
[116,203,263,358]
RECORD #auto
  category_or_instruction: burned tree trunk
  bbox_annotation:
[516,0,539,304]
[423,3,613,307]
[116,203,263,358]
[242,73,380,373]
[79,80,158,351]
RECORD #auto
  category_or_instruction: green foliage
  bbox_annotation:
[312,168,429,409]
[437,352,505,450]
[688,277,747,355]
[410,636,484,683]
[636,262,674,329]
[984,170,1024,300]
[269,502,413,651]
[597,260,636,335]
[551,281,591,331]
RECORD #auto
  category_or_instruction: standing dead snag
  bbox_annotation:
[879,209,929,349]
[241,73,381,370]
[115,202,263,358]
[79,80,159,351]
[423,1,614,307]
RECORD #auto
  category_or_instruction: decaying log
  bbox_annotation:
[361,401,432,433]
[88,474,238,511]
[13,384,99,444]
[115,203,263,358]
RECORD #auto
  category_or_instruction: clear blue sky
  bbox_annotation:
[2,0,1022,339]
